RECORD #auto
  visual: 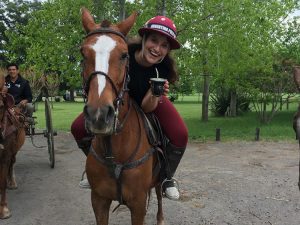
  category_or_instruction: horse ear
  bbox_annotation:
[81,7,97,33]
[117,11,138,36]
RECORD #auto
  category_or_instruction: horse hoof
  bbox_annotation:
[0,206,12,219]
[157,221,165,225]
[7,184,18,190]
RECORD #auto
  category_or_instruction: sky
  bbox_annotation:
[290,9,300,17]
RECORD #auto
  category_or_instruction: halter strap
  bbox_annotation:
[85,28,127,43]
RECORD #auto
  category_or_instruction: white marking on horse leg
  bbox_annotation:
[92,35,116,97]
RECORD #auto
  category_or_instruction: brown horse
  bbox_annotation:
[81,8,164,225]
[293,66,300,92]
[0,74,26,219]
[293,65,300,190]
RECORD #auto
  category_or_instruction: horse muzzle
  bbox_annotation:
[83,104,115,135]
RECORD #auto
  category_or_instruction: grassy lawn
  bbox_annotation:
[33,95,299,142]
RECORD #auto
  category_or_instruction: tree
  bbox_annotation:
[6,0,95,96]
[177,0,298,121]
[0,0,42,66]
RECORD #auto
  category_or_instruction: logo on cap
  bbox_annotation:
[147,23,176,38]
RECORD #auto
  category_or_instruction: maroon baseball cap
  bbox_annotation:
[138,16,180,49]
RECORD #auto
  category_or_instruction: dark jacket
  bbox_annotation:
[5,75,33,104]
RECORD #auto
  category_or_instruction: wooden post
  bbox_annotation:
[216,128,221,141]
[255,128,260,141]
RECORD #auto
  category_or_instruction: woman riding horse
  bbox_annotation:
[71,12,188,201]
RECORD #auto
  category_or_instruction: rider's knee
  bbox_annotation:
[171,125,188,148]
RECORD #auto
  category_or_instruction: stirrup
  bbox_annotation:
[161,178,180,201]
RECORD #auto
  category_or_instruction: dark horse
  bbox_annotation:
[81,8,165,225]
[292,66,300,191]
[0,74,26,219]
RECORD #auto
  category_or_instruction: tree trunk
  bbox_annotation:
[201,0,210,122]
[157,0,166,16]
[119,0,125,21]
[262,101,267,123]
[279,96,283,111]
[70,89,75,102]
[202,64,209,122]
[93,0,103,20]
[229,90,237,117]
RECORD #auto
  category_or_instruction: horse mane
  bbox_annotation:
[100,20,111,28]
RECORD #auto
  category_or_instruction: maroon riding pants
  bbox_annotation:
[71,96,188,148]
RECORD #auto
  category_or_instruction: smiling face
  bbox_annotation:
[7,66,19,81]
[141,32,170,66]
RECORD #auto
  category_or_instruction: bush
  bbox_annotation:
[210,90,250,116]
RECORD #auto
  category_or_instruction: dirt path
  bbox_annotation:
[1,132,300,225]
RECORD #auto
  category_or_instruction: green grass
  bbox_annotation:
[33,97,298,142]
[33,101,85,131]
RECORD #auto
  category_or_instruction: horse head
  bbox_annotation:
[80,8,137,135]
[293,65,300,92]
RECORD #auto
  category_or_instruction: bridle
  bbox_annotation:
[82,28,131,133]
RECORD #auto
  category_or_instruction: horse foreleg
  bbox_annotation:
[298,144,300,191]
[155,185,165,225]
[7,156,17,190]
[127,193,147,225]
[91,190,112,225]
[0,165,11,219]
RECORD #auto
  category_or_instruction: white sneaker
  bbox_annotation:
[165,186,180,200]
[162,178,180,200]
[79,178,90,189]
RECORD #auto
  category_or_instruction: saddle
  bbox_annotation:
[0,94,25,143]
[142,112,170,180]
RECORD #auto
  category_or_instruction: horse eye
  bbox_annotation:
[120,53,128,61]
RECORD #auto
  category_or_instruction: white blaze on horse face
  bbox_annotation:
[92,35,116,96]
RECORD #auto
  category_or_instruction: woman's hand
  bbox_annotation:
[163,80,169,96]
[141,89,159,113]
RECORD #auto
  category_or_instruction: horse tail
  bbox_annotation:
[298,151,300,191]
[295,116,300,191]
[298,136,300,191]
[297,135,300,191]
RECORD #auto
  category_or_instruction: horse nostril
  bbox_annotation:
[83,104,97,121]
[104,105,115,124]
